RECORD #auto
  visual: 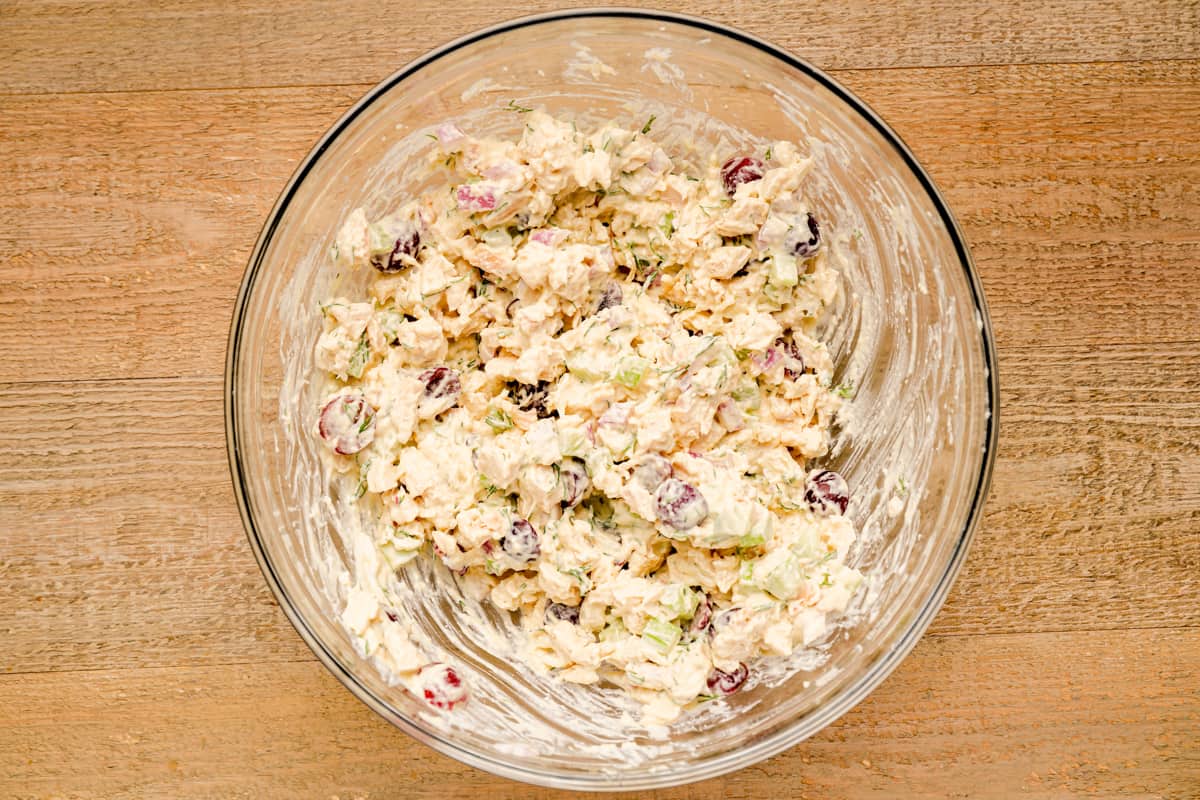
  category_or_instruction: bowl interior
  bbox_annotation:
[227,10,995,790]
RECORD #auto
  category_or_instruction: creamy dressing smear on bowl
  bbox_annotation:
[312,111,862,723]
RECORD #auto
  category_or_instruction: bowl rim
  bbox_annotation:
[225,6,999,791]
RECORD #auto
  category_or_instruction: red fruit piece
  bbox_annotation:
[776,337,806,380]
[706,663,749,695]
[416,366,461,417]
[559,458,590,507]
[805,469,850,515]
[545,602,581,624]
[370,225,422,273]
[655,478,709,530]
[508,380,553,419]
[689,595,713,634]
[501,518,540,562]
[595,282,623,313]
[419,663,468,710]
[720,156,765,197]
[317,393,376,455]
[456,184,496,213]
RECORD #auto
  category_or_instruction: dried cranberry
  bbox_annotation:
[706,663,749,695]
[776,337,806,380]
[720,156,765,197]
[371,226,422,273]
[559,458,590,507]
[655,478,709,530]
[501,518,540,562]
[545,602,580,624]
[508,380,552,418]
[416,366,461,417]
[596,282,623,313]
[317,393,376,455]
[805,469,850,516]
[456,185,496,213]
[419,366,460,399]
[689,595,713,634]
[787,213,821,258]
[419,663,468,710]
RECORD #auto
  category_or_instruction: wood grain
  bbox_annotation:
[1,341,1196,675]
[3,0,1199,795]
[2,629,1196,799]
[2,61,1198,385]
[4,0,1199,95]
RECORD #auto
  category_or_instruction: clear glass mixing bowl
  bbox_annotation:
[225,9,997,791]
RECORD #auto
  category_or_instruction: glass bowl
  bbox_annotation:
[225,8,997,791]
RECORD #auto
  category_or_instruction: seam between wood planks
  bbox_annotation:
[2,56,1198,100]
[2,622,1197,679]
[5,338,1200,391]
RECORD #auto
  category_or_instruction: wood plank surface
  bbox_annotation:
[3,629,1196,799]
[2,60,1198,384]
[2,342,1196,675]
[4,0,1199,95]
[2,1,1198,797]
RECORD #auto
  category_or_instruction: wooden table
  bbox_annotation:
[3,2,1198,797]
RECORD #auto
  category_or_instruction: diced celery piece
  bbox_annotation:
[479,226,513,248]
[790,531,825,562]
[558,426,587,457]
[484,407,513,432]
[740,507,774,548]
[347,334,370,379]
[767,253,799,288]
[599,618,628,643]
[709,502,750,549]
[613,356,649,389]
[739,560,755,586]
[642,617,682,654]
[565,352,604,382]
[731,381,761,411]
[764,553,805,600]
[374,310,405,343]
[379,533,422,570]
[367,222,394,256]
[660,585,699,620]
[740,529,767,548]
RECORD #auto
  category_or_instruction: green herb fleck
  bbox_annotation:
[484,408,513,432]
[641,114,657,134]
[347,334,370,379]
[660,210,676,239]
[835,382,855,399]
[561,566,593,594]
[479,473,500,500]
[764,145,773,161]
[504,99,533,113]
